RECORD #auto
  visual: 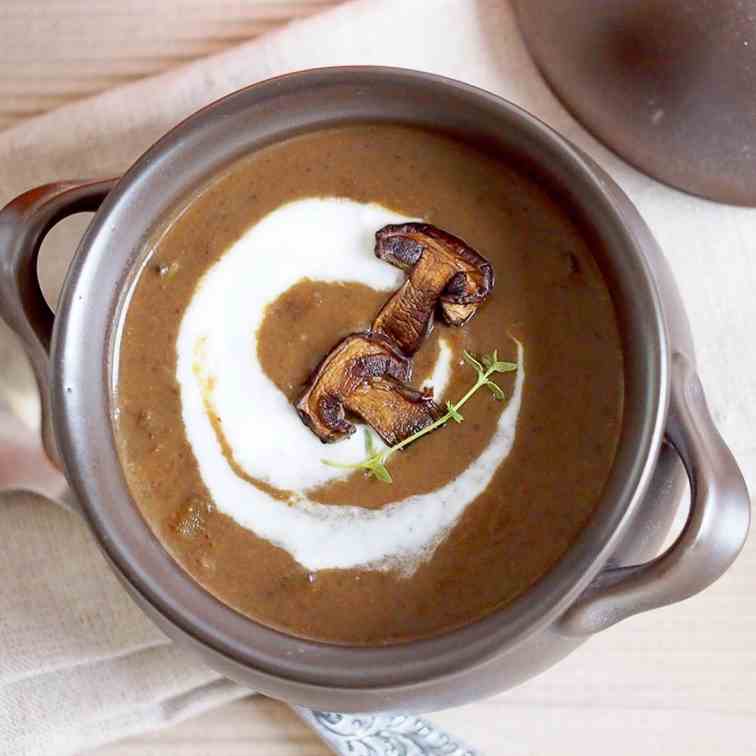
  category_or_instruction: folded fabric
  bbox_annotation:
[1,0,754,754]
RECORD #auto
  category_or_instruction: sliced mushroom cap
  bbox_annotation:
[295,223,494,448]
[372,223,494,353]
[296,332,441,445]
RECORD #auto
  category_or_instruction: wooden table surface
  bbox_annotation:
[3,2,754,755]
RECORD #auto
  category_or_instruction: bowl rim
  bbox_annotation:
[51,65,670,694]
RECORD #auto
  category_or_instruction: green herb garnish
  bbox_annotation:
[322,349,517,483]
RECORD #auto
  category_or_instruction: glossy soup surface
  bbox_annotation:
[115,124,624,644]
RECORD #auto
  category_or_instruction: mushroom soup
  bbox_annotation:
[115,124,624,644]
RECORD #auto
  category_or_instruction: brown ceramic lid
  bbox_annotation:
[515,0,756,206]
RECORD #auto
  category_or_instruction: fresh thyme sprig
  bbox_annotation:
[322,349,517,483]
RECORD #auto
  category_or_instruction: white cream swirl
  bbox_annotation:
[177,198,524,573]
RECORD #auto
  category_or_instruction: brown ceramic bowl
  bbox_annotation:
[0,67,750,713]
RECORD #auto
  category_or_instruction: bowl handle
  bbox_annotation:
[0,179,117,467]
[559,352,751,636]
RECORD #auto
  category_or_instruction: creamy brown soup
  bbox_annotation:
[115,124,624,645]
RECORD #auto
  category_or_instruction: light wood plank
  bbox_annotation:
[0,0,336,132]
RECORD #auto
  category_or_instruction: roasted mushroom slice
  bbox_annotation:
[296,332,442,445]
[296,223,493,446]
[372,223,494,353]
[347,376,442,447]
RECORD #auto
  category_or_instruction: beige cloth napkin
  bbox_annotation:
[1,0,754,754]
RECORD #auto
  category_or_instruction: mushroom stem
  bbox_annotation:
[373,223,494,354]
